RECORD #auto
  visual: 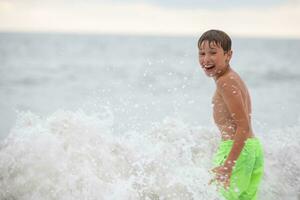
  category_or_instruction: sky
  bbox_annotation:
[0,0,300,38]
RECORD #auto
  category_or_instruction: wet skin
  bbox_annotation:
[199,40,255,188]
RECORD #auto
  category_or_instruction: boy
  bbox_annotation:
[198,30,264,199]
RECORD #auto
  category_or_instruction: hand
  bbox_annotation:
[209,165,232,189]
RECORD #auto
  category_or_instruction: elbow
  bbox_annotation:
[236,120,250,133]
[235,123,251,138]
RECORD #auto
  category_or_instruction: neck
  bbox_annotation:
[214,65,230,81]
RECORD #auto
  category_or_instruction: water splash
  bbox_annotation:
[0,110,220,199]
[0,110,299,199]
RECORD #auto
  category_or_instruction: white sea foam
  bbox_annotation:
[260,121,300,200]
[0,110,221,199]
[1,110,299,199]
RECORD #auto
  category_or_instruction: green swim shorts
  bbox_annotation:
[212,138,264,200]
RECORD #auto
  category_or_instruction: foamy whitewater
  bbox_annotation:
[1,110,300,199]
[0,33,300,199]
[0,109,221,199]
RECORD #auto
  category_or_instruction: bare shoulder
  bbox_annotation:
[216,69,243,94]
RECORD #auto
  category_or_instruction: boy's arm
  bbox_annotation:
[217,78,250,170]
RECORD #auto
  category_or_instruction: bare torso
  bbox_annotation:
[212,69,255,140]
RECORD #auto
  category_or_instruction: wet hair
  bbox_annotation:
[198,29,232,52]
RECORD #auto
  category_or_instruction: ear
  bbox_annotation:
[226,50,233,62]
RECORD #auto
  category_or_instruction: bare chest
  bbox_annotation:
[212,92,232,125]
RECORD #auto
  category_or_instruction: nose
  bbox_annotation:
[200,54,210,65]
[203,54,211,63]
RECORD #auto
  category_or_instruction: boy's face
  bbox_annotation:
[198,40,232,78]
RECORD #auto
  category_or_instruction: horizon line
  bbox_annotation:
[1,30,300,40]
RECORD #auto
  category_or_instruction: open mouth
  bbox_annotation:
[204,64,215,70]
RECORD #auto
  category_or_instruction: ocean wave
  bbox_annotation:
[0,110,299,199]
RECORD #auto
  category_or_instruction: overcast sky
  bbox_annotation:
[0,0,300,38]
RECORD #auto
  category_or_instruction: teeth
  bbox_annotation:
[204,64,214,69]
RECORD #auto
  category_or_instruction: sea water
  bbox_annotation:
[0,32,299,199]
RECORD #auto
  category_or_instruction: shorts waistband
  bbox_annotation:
[215,137,263,157]
[220,137,260,146]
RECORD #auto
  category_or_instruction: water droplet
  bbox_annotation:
[188,100,195,104]
[234,187,240,193]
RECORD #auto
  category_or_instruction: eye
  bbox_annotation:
[199,52,205,56]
